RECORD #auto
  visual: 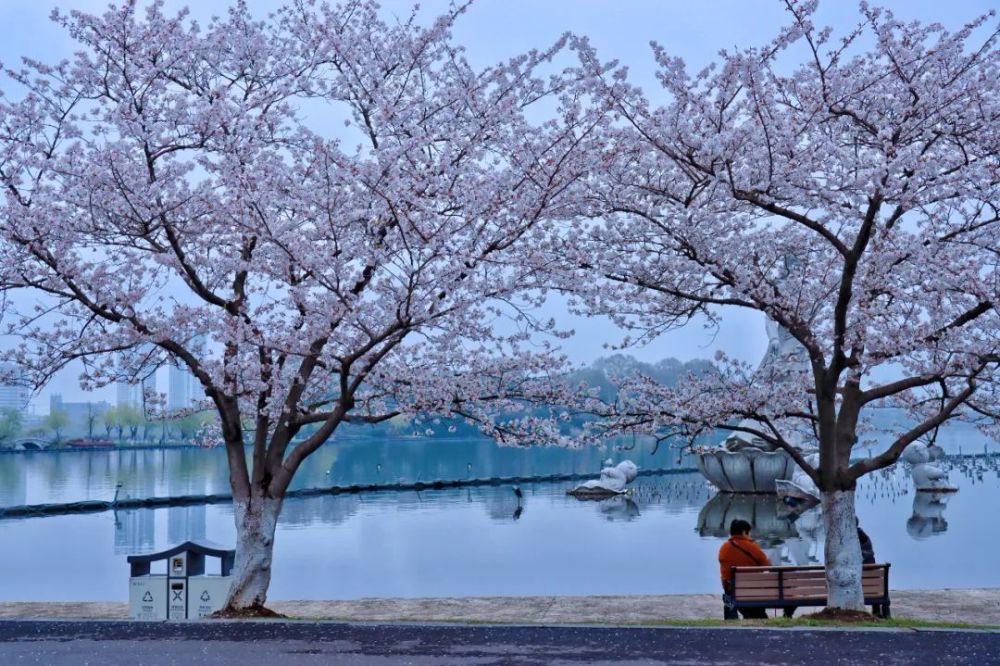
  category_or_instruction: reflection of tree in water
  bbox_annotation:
[279,494,362,528]
[0,459,26,505]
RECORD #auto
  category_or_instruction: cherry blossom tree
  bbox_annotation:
[0,0,595,612]
[566,2,999,609]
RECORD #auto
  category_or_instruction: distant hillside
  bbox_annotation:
[565,354,717,402]
[338,354,716,440]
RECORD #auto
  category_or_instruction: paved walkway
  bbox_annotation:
[1,620,999,665]
[1,589,998,625]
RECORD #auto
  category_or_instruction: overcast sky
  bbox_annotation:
[1,0,995,412]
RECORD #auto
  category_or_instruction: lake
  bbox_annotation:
[0,427,998,602]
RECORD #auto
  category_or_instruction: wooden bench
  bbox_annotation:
[729,563,891,618]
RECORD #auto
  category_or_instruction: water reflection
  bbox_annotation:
[4,439,1000,600]
[483,487,524,522]
[696,493,819,565]
[697,493,798,541]
[4,466,1000,601]
[907,492,951,539]
[0,436,695,508]
[568,493,642,521]
[690,454,1000,562]
[597,496,641,521]
[114,508,155,555]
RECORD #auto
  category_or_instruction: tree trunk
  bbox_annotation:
[822,489,865,610]
[224,495,283,611]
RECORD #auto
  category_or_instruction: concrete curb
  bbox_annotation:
[2,588,998,627]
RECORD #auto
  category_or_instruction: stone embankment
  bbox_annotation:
[2,589,998,626]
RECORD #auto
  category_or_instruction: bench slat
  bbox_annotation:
[732,565,888,573]
[735,570,885,581]
[733,573,785,583]
[734,585,781,593]
[736,585,886,600]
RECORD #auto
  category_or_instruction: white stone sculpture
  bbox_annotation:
[696,447,795,493]
[696,267,811,492]
[727,259,811,451]
[775,452,821,506]
[787,504,825,564]
[567,460,639,498]
[901,442,956,491]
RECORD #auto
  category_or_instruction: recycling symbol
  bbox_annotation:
[200,590,211,602]
[142,591,153,602]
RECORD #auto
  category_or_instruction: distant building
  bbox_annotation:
[49,395,112,437]
[0,362,30,414]
[116,373,157,410]
[168,364,198,411]
[167,336,206,412]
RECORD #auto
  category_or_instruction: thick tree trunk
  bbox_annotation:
[822,489,865,610]
[224,495,283,611]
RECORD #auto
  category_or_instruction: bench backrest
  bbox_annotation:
[732,564,889,603]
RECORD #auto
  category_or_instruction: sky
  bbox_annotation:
[0,0,995,412]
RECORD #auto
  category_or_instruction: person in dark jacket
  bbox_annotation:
[857,520,884,616]
[858,522,876,564]
[719,519,770,619]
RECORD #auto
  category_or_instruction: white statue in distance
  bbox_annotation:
[567,460,639,498]
[901,441,956,492]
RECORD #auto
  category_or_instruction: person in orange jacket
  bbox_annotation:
[719,519,770,619]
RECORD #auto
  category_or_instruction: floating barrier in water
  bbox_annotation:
[0,467,698,520]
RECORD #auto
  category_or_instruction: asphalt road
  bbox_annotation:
[1,620,999,665]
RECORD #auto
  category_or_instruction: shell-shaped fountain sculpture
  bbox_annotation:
[696,447,795,493]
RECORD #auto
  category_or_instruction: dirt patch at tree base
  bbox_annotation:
[210,604,287,619]
[802,608,877,623]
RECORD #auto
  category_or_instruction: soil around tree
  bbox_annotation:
[210,603,287,619]
[802,608,877,623]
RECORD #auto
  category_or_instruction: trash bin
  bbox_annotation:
[127,541,235,620]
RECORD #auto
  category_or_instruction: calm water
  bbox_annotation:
[0,427,998,602]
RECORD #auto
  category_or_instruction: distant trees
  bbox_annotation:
[84,403,99,439]
[172,412,212,443]
[43,409,69,444]
[0,409,22,446]
[98,408,118,441]
[98,404,142,443]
